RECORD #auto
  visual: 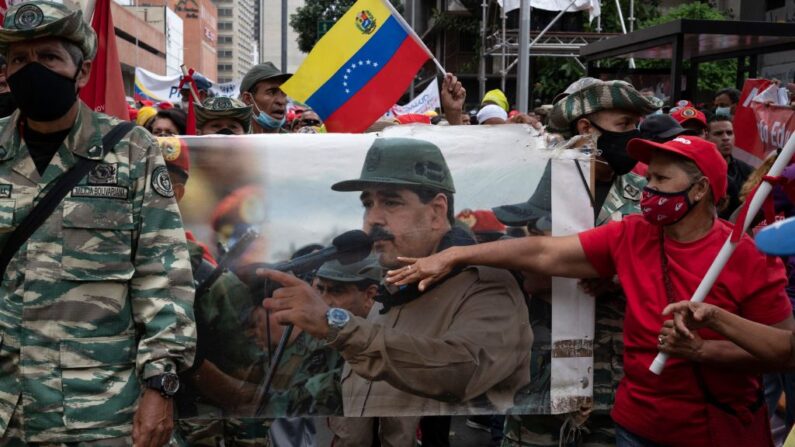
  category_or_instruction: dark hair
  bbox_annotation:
[147,109,187,135]
[707,115,732,125]
[714,88,740,104]
[409,186,455,226]
[353,278,380,291]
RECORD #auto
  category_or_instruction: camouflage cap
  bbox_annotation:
[239,62,292,95]
[195,96,253,133]
[316,254,382,283]
[331,138,455,193]
[0,1,97,60]
[548,79,661,135]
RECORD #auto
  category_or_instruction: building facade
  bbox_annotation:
[214,0,256,83]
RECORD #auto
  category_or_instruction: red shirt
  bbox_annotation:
[578,215,791,446]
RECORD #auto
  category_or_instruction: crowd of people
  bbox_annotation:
[2,1,795,447]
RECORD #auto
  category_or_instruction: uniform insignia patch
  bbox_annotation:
[71,186,128,200]
[15,4,44,30]
[0,184,11,198]
[88,163,118,185]
[152,166,175,198]
[623,184,639,199]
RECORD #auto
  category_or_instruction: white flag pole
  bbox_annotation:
[650,133,795,375]
[381,0,446,74]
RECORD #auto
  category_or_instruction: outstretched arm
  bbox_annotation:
[386,234,599,291]
[663,301,795,370]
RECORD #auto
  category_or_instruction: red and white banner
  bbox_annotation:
[733,79,772,166]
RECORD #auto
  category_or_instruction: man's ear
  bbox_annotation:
[76,60,92,89]
[240,91,253,106]
[430,193,449,230]
[576,117,592,135]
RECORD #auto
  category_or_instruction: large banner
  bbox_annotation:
[133,67,241,103]
[161,125,595,443]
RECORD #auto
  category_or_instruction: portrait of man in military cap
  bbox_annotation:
[0,2,195,445]
[259,137,533,446]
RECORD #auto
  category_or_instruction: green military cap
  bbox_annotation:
[548,79,661,136]
[316,254,382,283]
[195,96,253,133]
[0,1,97,60]
[239,62,292,95]
[332,138,455,193]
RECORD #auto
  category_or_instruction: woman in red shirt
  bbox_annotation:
[388,136,795,447]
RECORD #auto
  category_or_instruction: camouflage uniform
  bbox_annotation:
[504,78,655,447]
[261,330,343,417]
[0,88,195,442]
[0,2,196,439]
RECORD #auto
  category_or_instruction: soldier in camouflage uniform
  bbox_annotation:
[499,78,657,447]
[155,137,271,446]
[261,255,380,417]
[0,1,196,445]
[195,97,253,136]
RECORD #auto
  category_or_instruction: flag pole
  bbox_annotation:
[381,0,446,75]
[83,0,97,24]
[649,133,795,375]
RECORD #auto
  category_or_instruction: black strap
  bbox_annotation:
[0,121,135,280]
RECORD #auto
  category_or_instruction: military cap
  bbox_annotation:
[331,138,455,193]
[0,1,97,60]
[548,79,661,135]
[316,254,382,283]
[492,161,551,232]
[240,62,291,95]
[195,96,253,133]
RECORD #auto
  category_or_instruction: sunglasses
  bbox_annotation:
[298,119,321,127]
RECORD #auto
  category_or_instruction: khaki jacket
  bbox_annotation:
[330,265,532,418]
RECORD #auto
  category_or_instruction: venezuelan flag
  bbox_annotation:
[281,0,431,133]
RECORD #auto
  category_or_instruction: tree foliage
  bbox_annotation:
[290,0,403,53]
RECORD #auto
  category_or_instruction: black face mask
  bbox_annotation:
[0,92,16,118]
[591,122,640,176]
[8,62,79,122]
[215,128,236,135]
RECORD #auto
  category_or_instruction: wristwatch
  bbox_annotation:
[145,373,180,398]
[325,307,351,343]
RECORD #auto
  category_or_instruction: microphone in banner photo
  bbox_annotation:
[236,229,375,298]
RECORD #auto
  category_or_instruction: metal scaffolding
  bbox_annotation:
[479,0,628,111]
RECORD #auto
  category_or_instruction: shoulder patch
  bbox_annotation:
[152,166,175,198]
[0,184,11,198]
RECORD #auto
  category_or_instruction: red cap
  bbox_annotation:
[670,107,707,129]
[157,101,174,110]
[157,136,190,177]
[456,209,506,233]
[395,113,432,125]
[627,136,727,204]
[127,105,138,121]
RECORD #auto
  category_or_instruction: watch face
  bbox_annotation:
[162,374,180,394]
[328,308,349,326]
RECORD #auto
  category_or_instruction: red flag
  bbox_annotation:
[177,70,198,135]
[80,0,130,120]
[0,0,8,26]
[733,79,772,166]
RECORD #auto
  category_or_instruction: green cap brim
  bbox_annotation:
[0,10,96,60]
[331,177,431,192]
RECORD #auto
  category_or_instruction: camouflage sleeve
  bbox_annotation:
[128,127,196,379]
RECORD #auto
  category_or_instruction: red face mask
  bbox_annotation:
[641,184,696,226]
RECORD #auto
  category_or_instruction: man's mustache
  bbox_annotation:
[369,226,395,242]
